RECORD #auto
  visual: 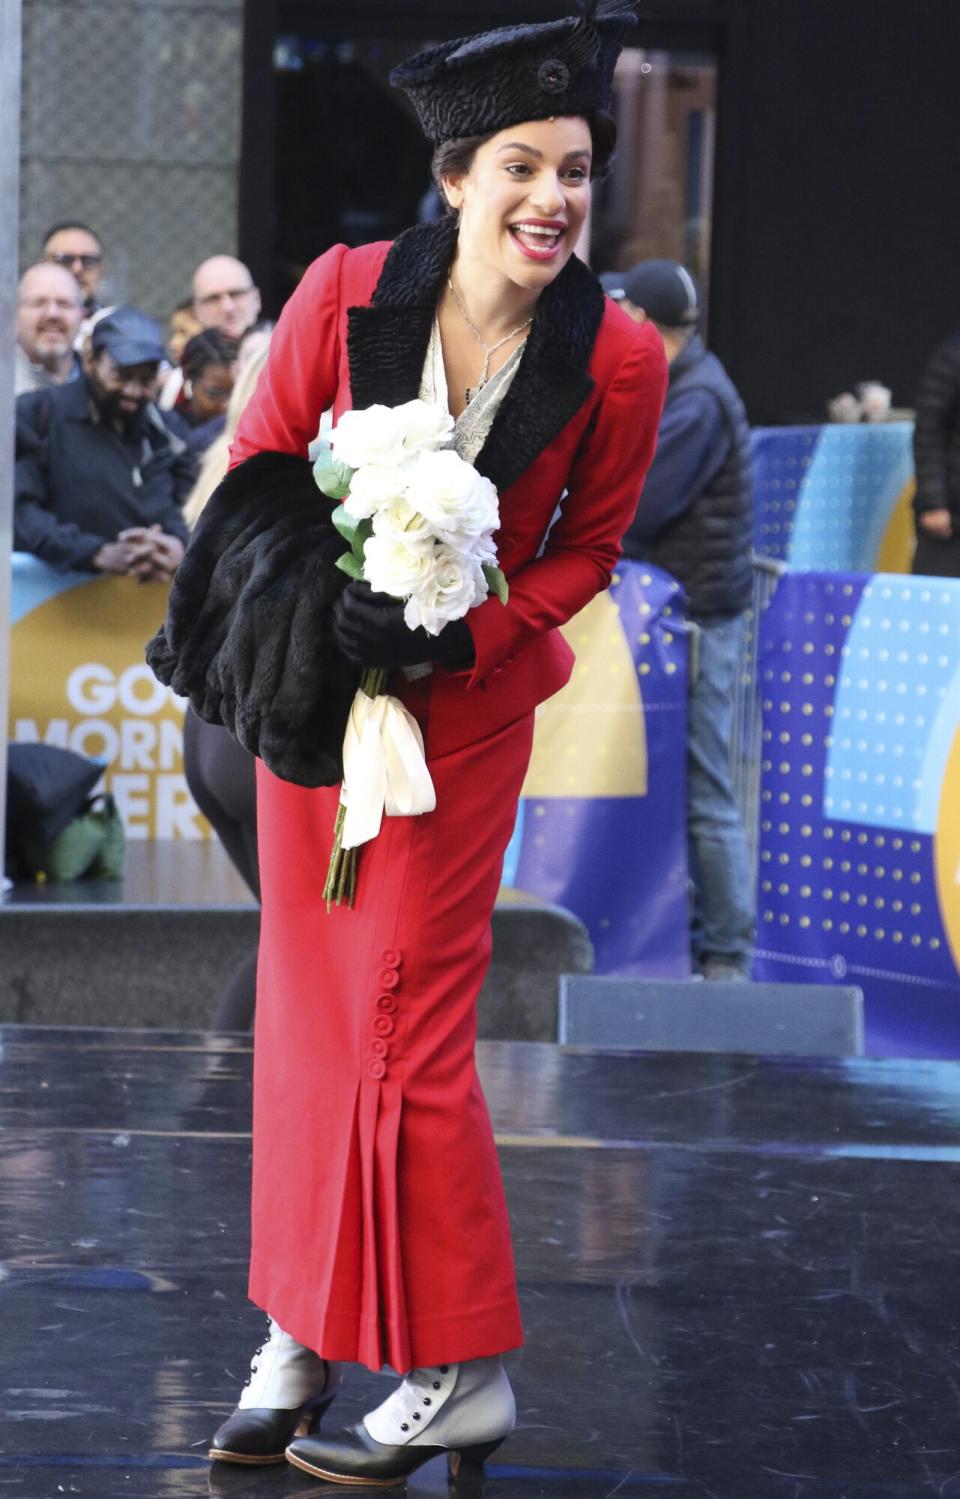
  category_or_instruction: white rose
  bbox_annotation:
[329,405,410,470]
[370,499,435,547]
[402,448,500,543]
[344,462,412,520]
[404,545,487,635]
[393,399,455,455]
[455,528,499,567]
[362,532,438,600]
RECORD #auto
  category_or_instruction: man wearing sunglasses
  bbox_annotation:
[42,221,106,316]
[192,255,261,342]
[156,254,263,413]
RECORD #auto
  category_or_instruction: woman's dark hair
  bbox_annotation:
[431,131,493,208]
[430,110,619,208]
[181,329,239,380]
[588,110,618,182]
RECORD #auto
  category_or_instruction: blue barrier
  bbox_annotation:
[753,571,960,1057]
[752,422,915,572]
[14,418,950,1048]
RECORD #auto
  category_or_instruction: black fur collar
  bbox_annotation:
[347,216,604,494]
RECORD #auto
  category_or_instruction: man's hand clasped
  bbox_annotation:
[93,525,185,582]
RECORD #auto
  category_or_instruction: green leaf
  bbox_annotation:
[351,517,373,562]
[332,503,359,546]
[335,551,363,580]
[313,444,354,500]
[482,563,509,606]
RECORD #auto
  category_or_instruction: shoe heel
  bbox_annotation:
[294,1390,337,1439]
[447,1437,506,1479]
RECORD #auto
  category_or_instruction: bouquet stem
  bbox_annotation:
[324,666,387,911]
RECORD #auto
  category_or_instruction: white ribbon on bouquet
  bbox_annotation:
[339,689,436,851]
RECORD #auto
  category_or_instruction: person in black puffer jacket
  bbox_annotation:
[912,333,960,577]
[602,260,755,979]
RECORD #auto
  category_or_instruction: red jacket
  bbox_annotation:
[232,218,666,756]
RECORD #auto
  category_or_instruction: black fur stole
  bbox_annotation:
[146,451,361,787]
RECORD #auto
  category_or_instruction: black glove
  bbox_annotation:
[333,580,476,670]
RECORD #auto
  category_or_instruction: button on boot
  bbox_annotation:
[210,1318,340,1465]
[285,1356,514,1485]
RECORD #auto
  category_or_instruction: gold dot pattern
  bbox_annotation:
[756,575,952,984]
[752,429,817,560]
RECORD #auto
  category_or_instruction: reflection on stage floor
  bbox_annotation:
[2,1026,959,1497]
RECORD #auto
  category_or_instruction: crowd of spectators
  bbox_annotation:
[12,221,268,580]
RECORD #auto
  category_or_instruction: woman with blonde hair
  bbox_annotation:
[183,338,270,527]
[181,338,271,1028]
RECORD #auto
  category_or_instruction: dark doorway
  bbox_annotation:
[271,36,433,307]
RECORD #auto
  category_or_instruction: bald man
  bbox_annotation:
[15,262,85,395]
[193,255,261,341]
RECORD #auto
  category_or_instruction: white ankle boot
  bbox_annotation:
[238,1318,339,1410]
[210,1318,341,1465]
[363,1356,515,1449]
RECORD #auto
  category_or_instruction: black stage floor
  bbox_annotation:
[2,1027,960,1498]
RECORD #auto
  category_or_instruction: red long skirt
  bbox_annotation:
[249,677,533,1373]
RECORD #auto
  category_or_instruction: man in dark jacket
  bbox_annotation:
[912,333,960,576]
[603,260,755,980]
[15,307,194,579]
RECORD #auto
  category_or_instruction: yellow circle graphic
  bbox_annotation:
[933,722,960,969]
[522,589,648,799]
[875,479,916,575]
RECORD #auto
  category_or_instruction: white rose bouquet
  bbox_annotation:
[312,399,509,907]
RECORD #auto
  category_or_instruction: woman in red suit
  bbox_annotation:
[209,3,666,1486]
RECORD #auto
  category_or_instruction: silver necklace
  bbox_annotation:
[446,275,533,404]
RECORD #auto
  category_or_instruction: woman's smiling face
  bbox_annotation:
[442,116,593,292]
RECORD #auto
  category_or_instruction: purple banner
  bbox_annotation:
[507,562,691,977]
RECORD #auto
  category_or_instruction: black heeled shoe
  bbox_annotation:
[285,1424,505,1487]
[209,1388,338,1465]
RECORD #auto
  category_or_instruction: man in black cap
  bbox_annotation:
[602,259,755,980]
[15,306,194,577]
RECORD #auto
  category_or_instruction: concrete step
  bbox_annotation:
[0,842,593,1040]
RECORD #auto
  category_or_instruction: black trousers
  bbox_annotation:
[183,709,259,1030]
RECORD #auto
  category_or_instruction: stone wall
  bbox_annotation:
[18,0,243,322]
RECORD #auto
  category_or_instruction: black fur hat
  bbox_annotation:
[391,2,636,145]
